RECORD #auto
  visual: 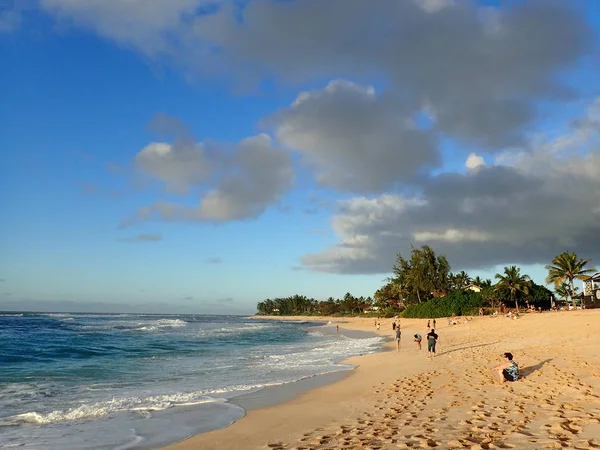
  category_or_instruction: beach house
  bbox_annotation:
[582,273,600,308]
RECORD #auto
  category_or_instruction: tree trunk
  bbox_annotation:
[416,289,421,303]
[513,292,519,313]
[570,279,576,310]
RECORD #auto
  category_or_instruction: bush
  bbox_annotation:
[401,290,488,318]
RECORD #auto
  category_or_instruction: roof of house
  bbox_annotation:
[585,272,600,282]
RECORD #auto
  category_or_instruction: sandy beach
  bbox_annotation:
[166,311,600,450]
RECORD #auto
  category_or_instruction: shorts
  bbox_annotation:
[502,369,517,382]
[427,341,436,352]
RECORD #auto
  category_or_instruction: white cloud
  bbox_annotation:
[465,153,485,171]
[135,142,211,193]
[123,132,294,225]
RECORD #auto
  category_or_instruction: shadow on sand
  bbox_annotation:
[520,358,553,378]
[440,341,499,356]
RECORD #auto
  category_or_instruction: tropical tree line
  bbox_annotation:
[256,293,376,317]
[255,247,596,317]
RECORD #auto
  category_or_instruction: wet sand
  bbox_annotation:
[166,311,600,450]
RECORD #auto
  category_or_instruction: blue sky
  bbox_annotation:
[1,0,600,314]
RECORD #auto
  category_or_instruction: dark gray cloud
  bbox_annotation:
[302,98,600,273]
[268,80,439,193]
[193,0,590,148]
[40,1,592,149]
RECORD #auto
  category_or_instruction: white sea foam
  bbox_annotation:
[73,318,188,333]
[6,392,226,425]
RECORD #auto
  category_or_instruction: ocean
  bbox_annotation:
[0,313,383,449]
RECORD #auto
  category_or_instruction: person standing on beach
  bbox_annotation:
[427,320,430,330]
[427,329,439,358]
[376,321,381,331]
[395,327,401,352]
[433,318,437,329]
[414,333,422,350]
[392,321,396,331]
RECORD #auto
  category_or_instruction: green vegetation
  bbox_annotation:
[255,246,596,318]
[401,290,486,318]
[256,293,374,316]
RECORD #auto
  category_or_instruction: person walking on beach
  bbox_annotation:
[432,318,437,329]
[494,352,519,383]
[376,321,381,331]
[395,327,401,352]
[427,329,439,358]
[392,321,396,331]
[427,320,430,330]
[414,333,422,350]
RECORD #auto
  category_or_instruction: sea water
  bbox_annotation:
[0,313,382,449]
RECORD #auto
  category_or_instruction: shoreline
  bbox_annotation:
[230,322,386,412]
[162,320,391,450]
[164,317,426,450]
[166,311,600,450]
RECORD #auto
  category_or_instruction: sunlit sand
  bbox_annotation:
[166,311,600,450]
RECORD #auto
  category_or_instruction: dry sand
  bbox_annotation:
[166,311,600,450]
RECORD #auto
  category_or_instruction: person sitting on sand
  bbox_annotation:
[427,329,438,357]
[414,333,422,350]
[395,328,401,352]
[494,352,519,383]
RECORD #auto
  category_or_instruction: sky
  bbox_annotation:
[1,0,600,315]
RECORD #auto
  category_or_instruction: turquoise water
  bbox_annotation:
[0,313,382,449]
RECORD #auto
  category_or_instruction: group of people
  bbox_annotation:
[391,318,520,382]
[391,319,439,357]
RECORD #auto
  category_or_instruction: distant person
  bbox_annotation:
[427,329,439,358]
[395,328,401,352]
[494,352,519,383]
[432,319,437,329]
[427,320,431,329]
[336,325,339,333]
[392,321,396,331]
[414,333,422,350]
[376,321,381,331]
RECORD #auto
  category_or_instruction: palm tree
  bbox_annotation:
[555,282,570,303]
[495,266,532,312]
[454,271,472,289]
[473,276,483,287]
[545,252,596,309]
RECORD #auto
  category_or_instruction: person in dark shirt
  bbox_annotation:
[427,329,439,357]
[494,352,519,383]
[395,328,401,352]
